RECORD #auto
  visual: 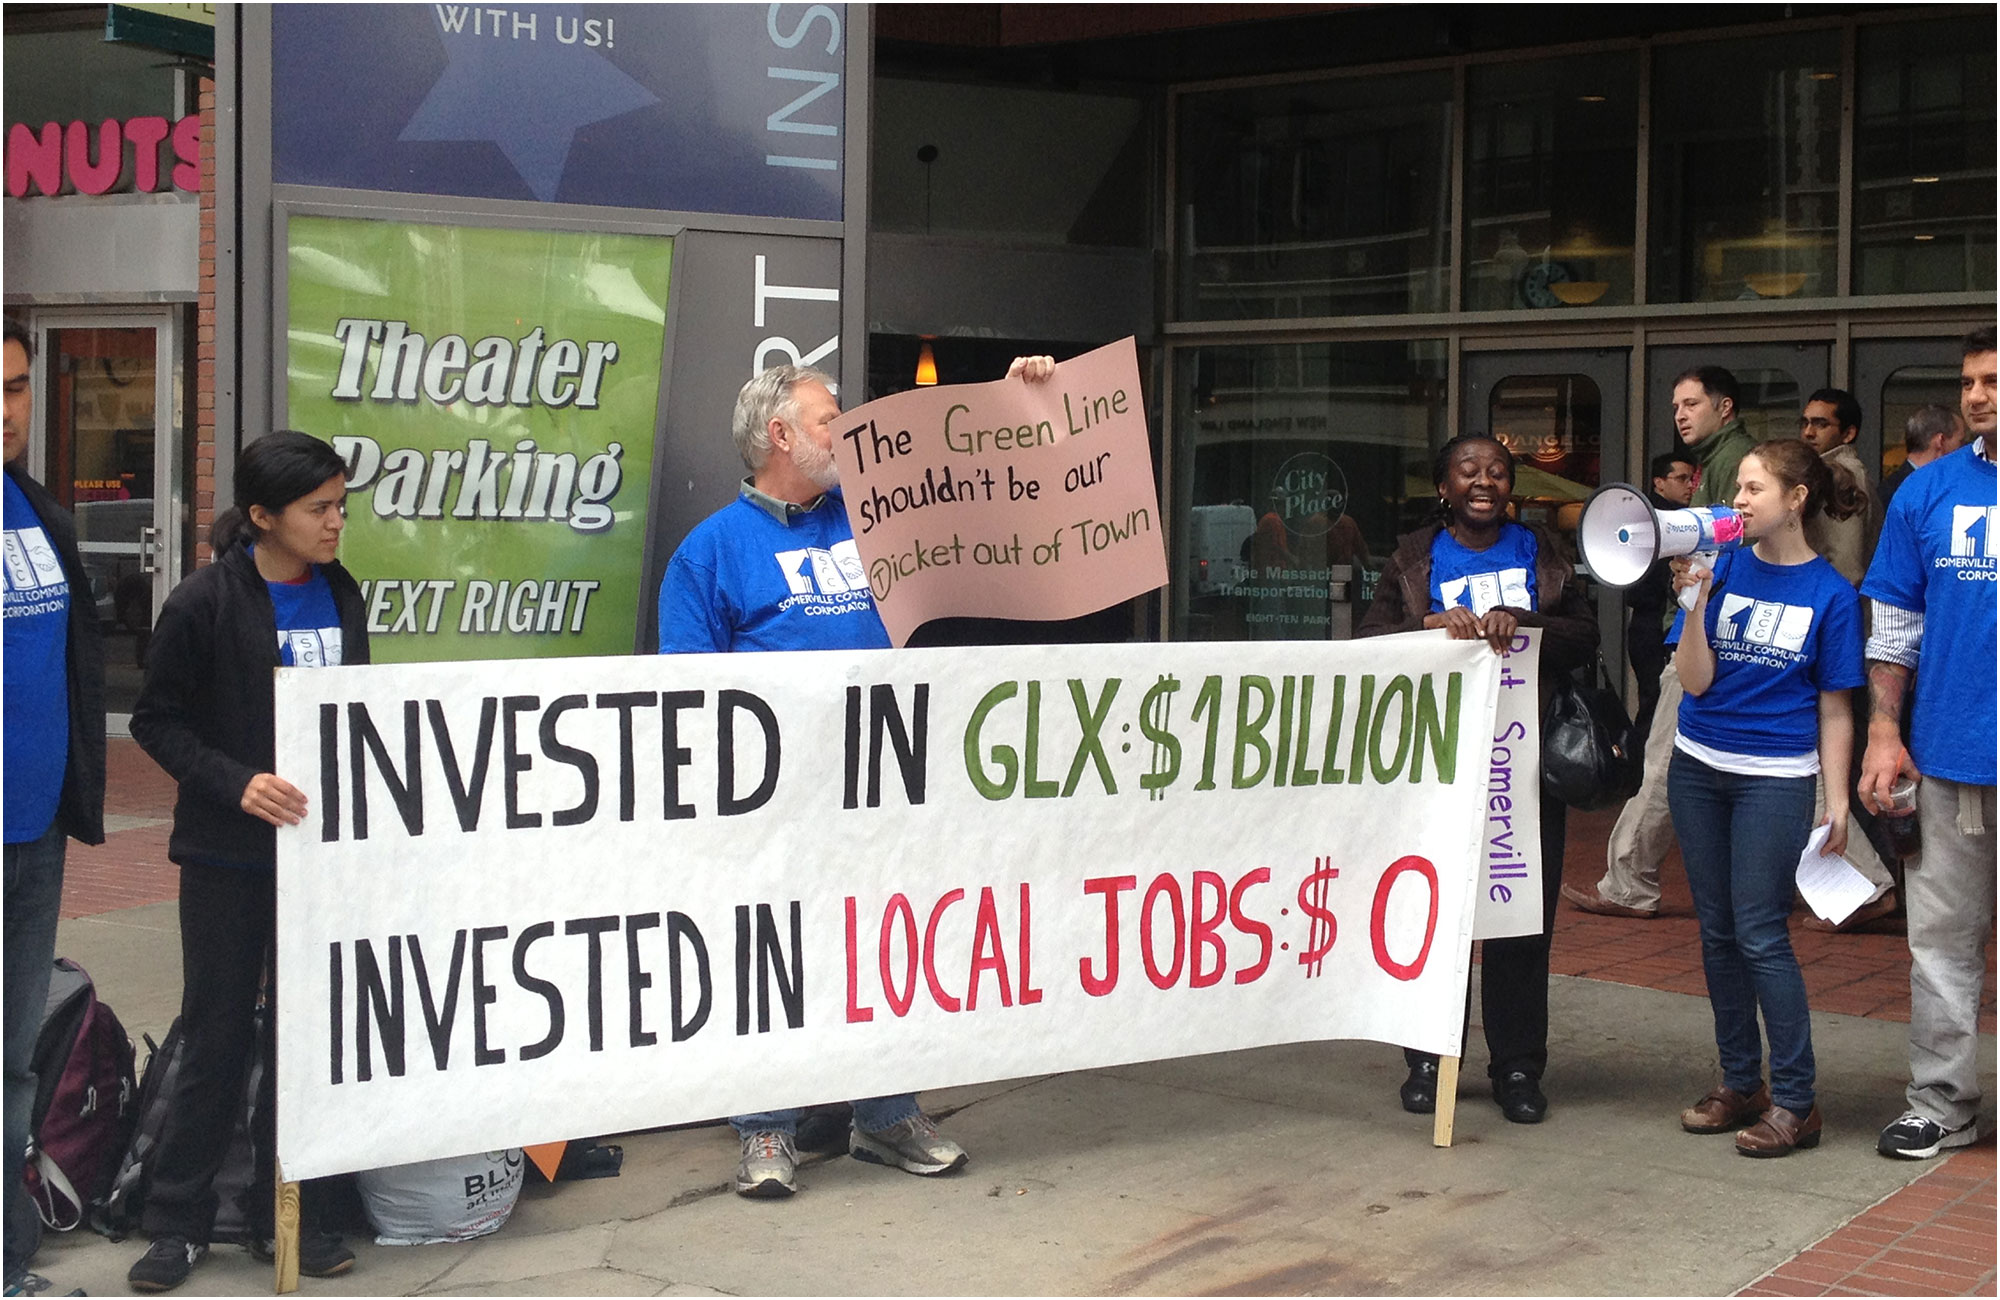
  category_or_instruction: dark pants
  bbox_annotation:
[1408,788,1568,1081]
[4,823,66,1285]
[143,863,288,1243]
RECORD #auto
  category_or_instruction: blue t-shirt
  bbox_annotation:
[1429,522,1540,615]
[3,474,71,842]
[1677,548,1864,758]
[1860,445,1997,785]
[261,557,345,668]
[658,489,891,654]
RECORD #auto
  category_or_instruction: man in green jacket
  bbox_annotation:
[1565,364,1749,919]
[1675,365,1753,508]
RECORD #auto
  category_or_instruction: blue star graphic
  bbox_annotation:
[400,6,659,201]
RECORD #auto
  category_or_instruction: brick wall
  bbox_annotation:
[195,76,216,567]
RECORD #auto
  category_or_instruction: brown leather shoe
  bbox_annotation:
[1681,1083,1772,1134]
[1560,882,1658,920]
[1736,1104,1823,1157]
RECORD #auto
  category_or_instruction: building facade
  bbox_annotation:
[7,3,1992,703]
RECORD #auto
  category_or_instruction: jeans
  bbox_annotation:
[4,823,66,1285]
[1668,751,1817,1114]
[1904,776,1996,1130]
[731,1094,919,1139]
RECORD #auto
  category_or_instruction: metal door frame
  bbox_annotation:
[24,305,185,624]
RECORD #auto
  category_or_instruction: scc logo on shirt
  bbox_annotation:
[1950,504,1997,559]
[3,525,68,617]
[1440,567,1529,616]
[1715,594,1812,654]
[775,540,868,597]
[277,627,343,668]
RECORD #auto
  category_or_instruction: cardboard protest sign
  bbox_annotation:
[832,338,1167,645]
[274,635,1497,1179]
[285,215,671,661]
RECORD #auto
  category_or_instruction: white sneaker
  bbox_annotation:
[735,1129,798,1197]
[850,1113,968,1175]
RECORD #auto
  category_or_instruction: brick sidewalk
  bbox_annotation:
[64,743,2000,1296]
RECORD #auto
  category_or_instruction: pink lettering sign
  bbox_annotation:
[834,337,1167,646]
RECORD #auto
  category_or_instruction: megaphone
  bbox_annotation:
[1578,483,1746,611]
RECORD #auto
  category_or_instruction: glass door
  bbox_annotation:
[1853,336,1966,487]
[1462,347,1628,671]
[32,310,183,720]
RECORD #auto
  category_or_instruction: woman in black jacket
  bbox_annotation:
[127,432,367,1294]
[1357,433,1597,1124]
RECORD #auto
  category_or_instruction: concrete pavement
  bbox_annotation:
[30,896,1992,1297]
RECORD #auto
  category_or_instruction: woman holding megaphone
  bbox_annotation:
[1359,433,1598,1125]
[1668,438,1864,1158]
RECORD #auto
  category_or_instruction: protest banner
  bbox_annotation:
[285,215,672,661]
[1473,631,1544,940]
[274,634,1500,1179]
[831,338,1167,646]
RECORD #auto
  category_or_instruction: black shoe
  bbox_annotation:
[128,1236,206,1293]
[1400,1057,1440,1114]
[1493,1070,1548,1124]
[250,1230,355,1278]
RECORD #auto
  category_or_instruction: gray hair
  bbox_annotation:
[1904,403,1961,455]
[732,365,836,470]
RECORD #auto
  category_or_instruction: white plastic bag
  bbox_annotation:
[355,1149,525,1246]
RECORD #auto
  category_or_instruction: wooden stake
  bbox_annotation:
[1431,1055,1461,1147]
[274,1164,300,1294]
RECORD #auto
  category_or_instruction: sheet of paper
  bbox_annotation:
[1795,823,1878,924]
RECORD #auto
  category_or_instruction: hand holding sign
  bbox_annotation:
[834,338,1168,646]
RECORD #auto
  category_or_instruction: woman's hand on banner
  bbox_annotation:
[242,771,309,827]
[1006,355,1056,383]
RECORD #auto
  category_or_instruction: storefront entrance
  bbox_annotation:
[26,308,184,720]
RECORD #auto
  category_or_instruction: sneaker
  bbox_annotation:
[128,1236,206,1293]
[2,1273,52,1297]
[250,1229,355,1277]
[850,1113,968,1175]
[1878,1111,1978,1160]
[735,1129,798,1198]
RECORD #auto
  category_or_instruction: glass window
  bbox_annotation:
[1486,376,1601,543]
[1649,33,1841,304]
[1732,367,1807,446]
[1853,17,1998,295]
[1175,71,1453,321]
[1879,364,1964,481]
[1174,340,1446,640]
[872,78,1149,248]
[1464,53,1639,312]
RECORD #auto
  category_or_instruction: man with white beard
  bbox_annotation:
[656,358,1053,1199]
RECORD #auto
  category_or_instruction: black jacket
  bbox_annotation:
[1356,520,1598,710]
[5,463,106,845]
[130,542,369,868]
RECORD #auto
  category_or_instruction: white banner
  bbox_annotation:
[1473,631,1545,940]
[275,636,1503,1179]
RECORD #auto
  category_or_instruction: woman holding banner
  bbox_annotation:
[1359,433,1597,1125]
[1667,439,1861,1158]
[127,432,366,1293]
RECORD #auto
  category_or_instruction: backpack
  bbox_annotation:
[24,958,138,1231]
[96,1011,263,1242]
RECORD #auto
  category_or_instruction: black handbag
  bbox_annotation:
[1540,656,1644,811]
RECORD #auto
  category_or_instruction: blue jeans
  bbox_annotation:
[731,1094,918,1139]
[4,823,66,1285]
[1668,751,1817,1114]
